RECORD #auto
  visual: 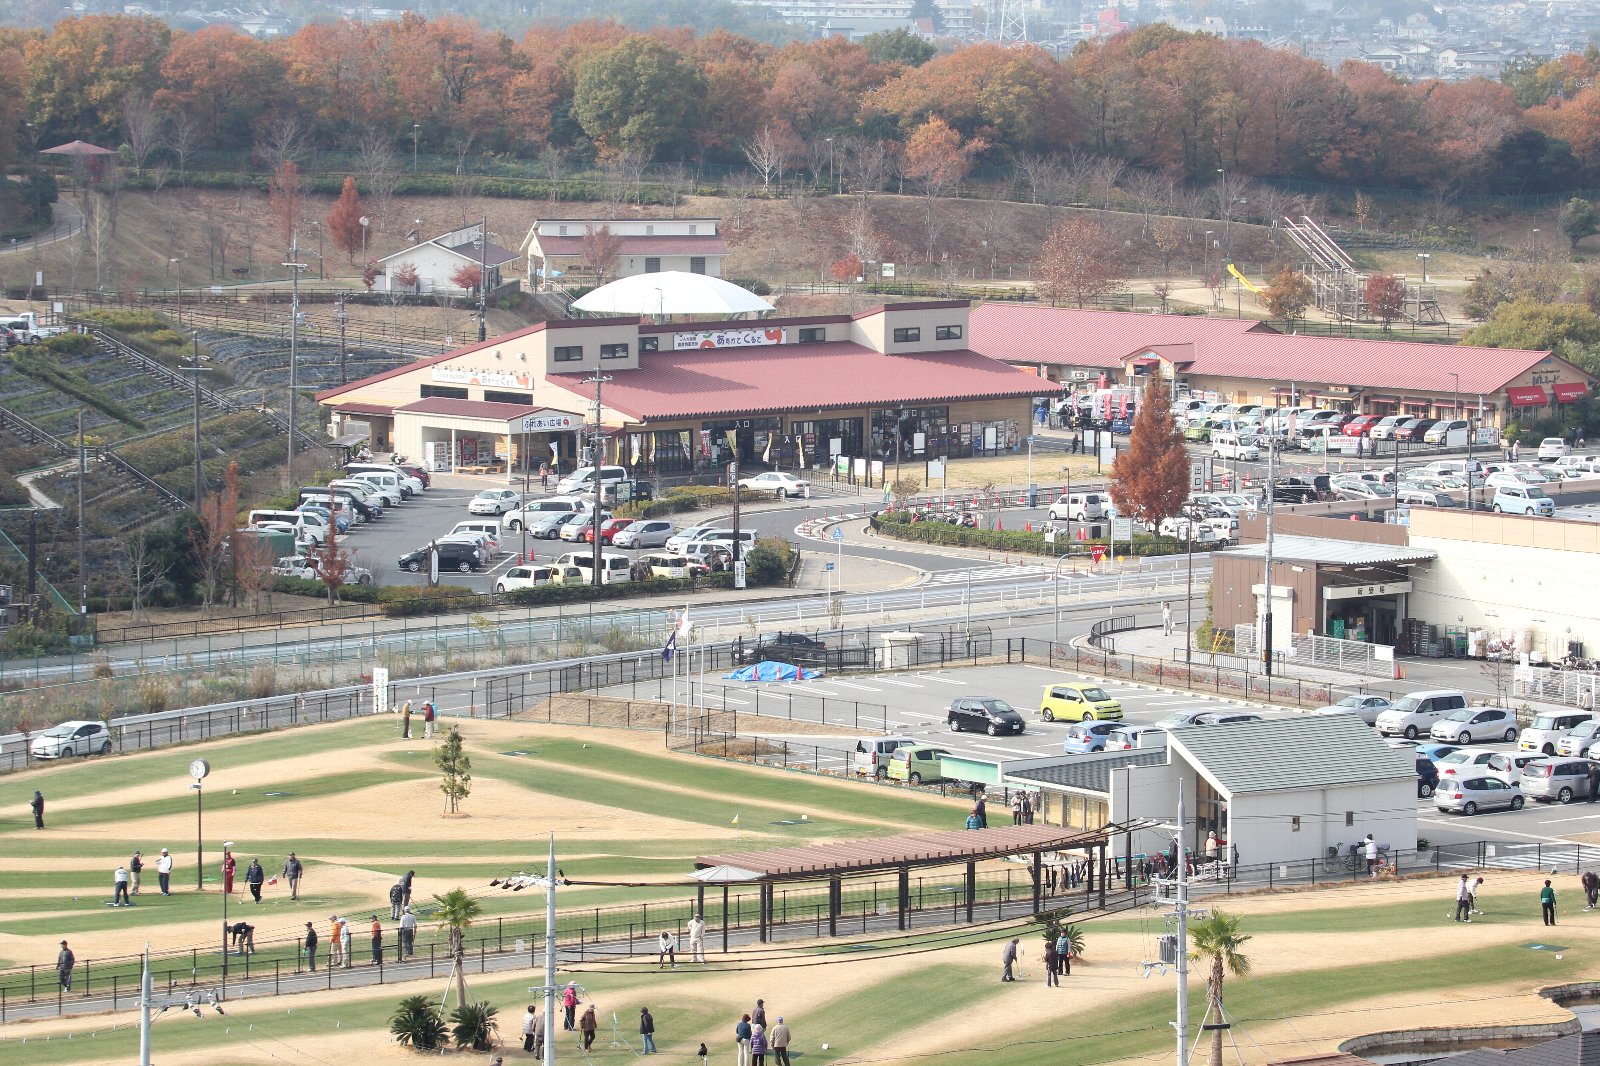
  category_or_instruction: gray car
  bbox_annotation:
[611,519,674,549]
[530,511,582,539]
[1314,695,1391,725]
[1434,775,1525,815]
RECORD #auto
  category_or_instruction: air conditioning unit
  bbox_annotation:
[1069,370,1091,381]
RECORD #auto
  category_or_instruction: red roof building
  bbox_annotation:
[519,218,729,291]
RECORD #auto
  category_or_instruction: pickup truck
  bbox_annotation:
[270,555,374,585]
[0,312,67,344]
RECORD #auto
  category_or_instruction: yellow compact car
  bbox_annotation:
[1039,682,1124,722]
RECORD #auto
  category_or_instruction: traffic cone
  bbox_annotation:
[996,518,1003,530]
[1025,521,1033,531]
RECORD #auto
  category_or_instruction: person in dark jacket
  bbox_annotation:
[31,790,43,829]
[303,922,319,971]
[282,853,304,900]
[56,940,74,990]
[579,1005,598,1051]
[129,850,143,895]
[245,859,265,903]
[401,869,415,907]
[389,880,405,920]
[640,1006,657,1054]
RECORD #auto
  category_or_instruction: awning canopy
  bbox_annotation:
[573,271,775,317]
[1507,385,1549,407]
[1555,382,1589,403]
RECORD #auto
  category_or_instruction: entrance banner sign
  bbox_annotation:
[673,327,786,350]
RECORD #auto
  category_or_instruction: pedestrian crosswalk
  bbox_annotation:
[928,566,1050,584]
[1432,843,1587,872]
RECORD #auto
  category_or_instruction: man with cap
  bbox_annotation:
[399,905,417,960]
[340,912,354,968]
[768,1017,791,1066]
[390,879,405,920]
[56,940,75,990]
[246,858,265,903]
[113,862,131,906]
[30,789,43,829]
[156,848,174,895]
[282,852,304,900]
[303,922,319,971]
[129,850,143,895]
[328,915,344,968]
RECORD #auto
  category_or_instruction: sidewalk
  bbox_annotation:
[1108,622,1379,691]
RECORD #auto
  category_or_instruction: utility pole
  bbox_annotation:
[1261,436,1276,676]
[543,834,559,1066]
[477,217,490,343]
[1174,784,1191,1066]
[731,455,745,589]
[336,293,349,385]
[583,373,611,586]
[76,409,86,616]
[284,239,306,491]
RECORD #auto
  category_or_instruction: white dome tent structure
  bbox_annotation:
[571,271,775,319]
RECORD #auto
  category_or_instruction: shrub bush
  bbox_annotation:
[872,511,1217,558]
[41,333,96,357]
[618,485,734,519]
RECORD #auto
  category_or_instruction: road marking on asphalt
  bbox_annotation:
[800,687,841,696]
[869,677,923,688]
[896,710,943,720]
[716,697,751,706]
[825,680,881,692]
[1142,698,1219,708]
[1542,814,1600,824]
[966,742,1047,756]
[913,673,966,684]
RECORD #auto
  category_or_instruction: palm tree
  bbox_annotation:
[433,888,483,1009]
[1188,910,1251,1066]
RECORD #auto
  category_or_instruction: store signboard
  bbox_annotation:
[673,327,786,350]
[431,366,532,389]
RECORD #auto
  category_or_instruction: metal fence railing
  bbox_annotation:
[1515,665,1600,709]
[1234,623,1394,679]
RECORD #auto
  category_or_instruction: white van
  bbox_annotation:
[247,508,327,545]
[852,736,917,777]
[1047,493,1106,522]
[1210,431,1260,460]
[555,550,633,584]
[505,497,590,532]
[347,463,424,496]
[450,520,502,551]
[350,470,405,503]
[495,564,574,593]
[639,553,694,579]
[556,466,629,496]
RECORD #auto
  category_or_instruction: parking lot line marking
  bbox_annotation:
[897,710,943,720]
[716,697,751,706]
[912,673,966,684]
[1142,699,1218,708]
[825,680,881,692]
[1542,814,1600,824]
[966,742,1045,756]
[798,687,841,696]
[869,677,923,688]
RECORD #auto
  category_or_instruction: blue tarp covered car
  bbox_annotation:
[721,662,821,682]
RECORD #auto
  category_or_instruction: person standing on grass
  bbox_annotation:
[579,1005,597,1052]
[340,913,353,967]
[390,880,405,920]
[640,1007,656,1054]
[369,915,383,964]
[563,983,578,1031]
[129,851,143,896]
[400,700,413,740]
[113,863,130,906]
[1001,938,1020,982]
[768,1018,791,1066]
[328,916,343,967]
[1584,871,1599,910]
[1043,938,1060,987]
[752,1000,767,1030]
[734,1014,752,1066]
[402,869,416,908]
[657,930,677,969]
[1543,879,1558,926]
[31,789,43,829]
[303,922,318,972]
[282,852,303,900]
[157,848,173,895]
[399,906,416,960]
[974,792,988,828]
[222,848,237,897]
[1455,875,1473,922]
[57,940,75,990]
[522,1005,541,1054]
[964,808,982,830]
[750,1024,768,1066]
[687,913,706,963]
[246,858,265,903]
[423,701,436,739]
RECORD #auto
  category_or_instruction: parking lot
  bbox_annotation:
[601,661,1600,848]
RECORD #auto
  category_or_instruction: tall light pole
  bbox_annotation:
[476,217,491,343]
[220,839,234,977]
[359,216,370,261]
[1261,435,1276,676]
[1417,253,1430,284]
[284,240,306,490]
[412,124,421,172]
[336,293,349,385]
[170,257,182,327]
[311,221,324,280]
[582,373,612,586]
[178,332,213,507]
[1450,371,1475,510]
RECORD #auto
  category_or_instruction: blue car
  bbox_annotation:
[1062,720,1120,754]
[297,503,349,534]
[1414,742,1460,764]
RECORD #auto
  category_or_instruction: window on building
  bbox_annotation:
[688,224,698,234]
[557,225,568,236]
[645,224,654,236]
[421,385,468,399]
[936,324,963,340]
[640,336,659,352]
[1291,816,1301,832]
[892,327,921,343]
[1345,811,1354,827]
[644,257,661,273]
[483,390,532,406]
[601,343,630,360]
[553,345,583,362]
[799,327,825,343]
[689,257,706,274]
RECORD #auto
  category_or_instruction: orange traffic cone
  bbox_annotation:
[1025,521,1033,531]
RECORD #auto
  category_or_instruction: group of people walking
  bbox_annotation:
[108,847,174,903]
[1000,931,1075,984]
[734,999,792,1066]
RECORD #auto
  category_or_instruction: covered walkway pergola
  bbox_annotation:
[693,825,1111,945]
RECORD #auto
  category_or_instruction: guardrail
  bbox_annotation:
[1087,614,1138,654]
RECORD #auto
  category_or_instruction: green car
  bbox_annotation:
[886,745,949,785]
[1184,422,1213,442]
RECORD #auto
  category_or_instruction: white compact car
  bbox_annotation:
[30,720,112,759]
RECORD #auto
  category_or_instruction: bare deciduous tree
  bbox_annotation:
[125,530,170,622]
[166,113,202,186]
[192,462,240,616]
[1035,215,1127,309]
[742,126,789,194]
[121,90,162,175]
[538,144,568,203]
[357,133,400,226]
[256,115,307,171]
[838,136,892,198]
[1015,152,1072,207]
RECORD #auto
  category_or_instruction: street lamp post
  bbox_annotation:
[412,124,421,172]
[335,294,349,385]
[283,241,306,491]
[170,258,182,327]
[475,218,491,343]
[1417,253,1430,283]
[359,216,370,260]
[179,333,213,507]
[220,839,234,977]
[1450,371,1475,509]
[582,373,612,586]
[1052,553,1076,645]
[311,221,324,280]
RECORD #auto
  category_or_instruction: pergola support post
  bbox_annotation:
[695,884,704,918]
[758,882,771,943]
[964,860,976,923]
[1098,843,1107,909]
[721,885,730,953]
[1031,850,1042,915]
[828,876,840,937]
[897,865,910,931]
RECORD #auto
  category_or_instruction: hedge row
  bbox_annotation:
[7,348,145,429]
[872,513,1223,558]
[128,170,688,205]
[268,571,750,615]
[619,486,735,519]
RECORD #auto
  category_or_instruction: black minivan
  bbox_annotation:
[398,542,484,573]
[947,698,1026,736]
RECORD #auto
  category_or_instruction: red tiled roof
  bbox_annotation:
[334,401,394,416]
[969,304,1276,368]
[1190,333,1561,395]
[394,397,548,422]
[536,235,729,257]
[548,341,1043,422]
[313,322,552,402]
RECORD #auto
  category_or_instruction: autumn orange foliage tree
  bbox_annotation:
[1035,216,1127,309]
[267,160,301,250]
[1109,377,1190,527]
[325,176,365,260]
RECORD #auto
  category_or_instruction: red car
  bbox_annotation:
[1342,415,1382,437]
[397,463,431,488]
[597,518,634,545]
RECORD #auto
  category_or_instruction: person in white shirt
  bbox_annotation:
[1364,835,1379,877]
[156,848,174,895]
[1454,874,1472,922]
[398,907,417,960]
[687,913,706,963]
[657,930,677,969]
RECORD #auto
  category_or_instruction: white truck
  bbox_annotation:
[0,311,67,344]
